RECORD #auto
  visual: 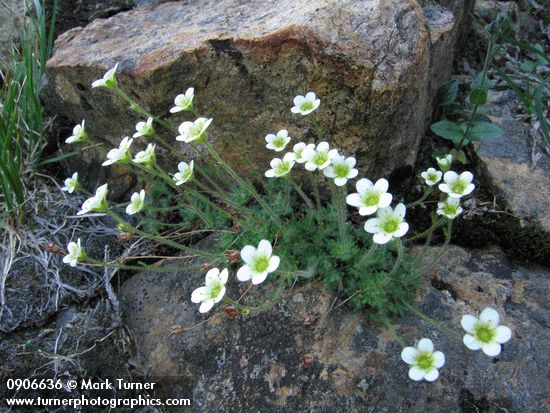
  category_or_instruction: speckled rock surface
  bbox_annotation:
[475,90,550,234]
[42,0,473,187]
[0,0,25,68]
[119,241,550,412]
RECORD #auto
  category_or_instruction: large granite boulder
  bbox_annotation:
[119,241,550,412]
[42,0,473,191]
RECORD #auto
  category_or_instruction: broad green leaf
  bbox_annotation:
[467,122,503,141]
[472,71,494,92]
[470,88,488,106]
[431,120,466,144]
[435,80,458,106]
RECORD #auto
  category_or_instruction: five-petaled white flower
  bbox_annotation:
[91,63,118,89]
[265,153,296,178]
[323,155,358,186]
[364,203,409,244]
[438,171,475,198]
[133,117,155,138]
[237,240,280,285]
[302,141,339,171]
[401,338,445,382]
[437,197,463,219]
[63,238,87,267]
[126,189,145,215]
[291,92,320,116]
[102,137,133,166]
[265,129,291,152]
[65,120,88,144]
[173,160,194,185]
[61,172,79,193]
[461,307,512,357]
[133,143,156,165]
[346,178,393,216]
[170,87,195,113]
[176,117,212,143]
[421,167,442,186]
[77,183,108,215]
[191,267,228,313]
[436,154,452,172]
[292,142,315,164]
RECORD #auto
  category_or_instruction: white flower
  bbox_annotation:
[265,153,296,178]
[265,129,291,152]
[237,239,280,285]
[65,120,87,144]
[133,143,156,165]
[292,142,315,164]
[401,338,445,382]
[291,92,320,115]
[346,178,393,216]
[91,63,118,88]
[364,203,409,244]
[436,154,452,172]
[62,238,87,267]
[133,117,155,138]
[302,141,339,171]
[437,197,463,219]
[438,171,475,198]
[461,307,512,357]
[323,155,358,186]
[173,160,194,185]
[126,189,145,215]
[191,268,228,313]
[102,137,133,166]
[176,117,212,143]
[61,172,79,193]
[170,87,194,113]
[77,183,108,215]
[420,167,442,186]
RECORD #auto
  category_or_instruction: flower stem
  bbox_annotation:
[86,258,204,273]
[388,238,404,277]
[310,173,323,226]
[407,187,433,208]
[287,176,314,208]
[420,219,453,273]
[402,301,463,343]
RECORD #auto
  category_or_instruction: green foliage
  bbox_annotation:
[0,0,57,216]
[215,179,421,324]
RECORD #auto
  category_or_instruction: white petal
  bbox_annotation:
[240,245,256,264]
[345,157,356,168]
[379,192,393,208]
[347,169,358,179]
[432,351,445,368]
[346,193,363,208]
[304,162,317,171]
[423,368,439,382]
[374,178,389,193]
[463,334,482,350]
[479,308,499,327]
[317,142,329,152]
[373,233,392,244]
[257,240,272,257]
[199,300,215,313]
[495,326,512,344]
[191,286,208,303]
[294,95,305,106]
[438,184,451,194]
[464,183,475,195]
[394,203,406,218]
[236,265,252,282]
[461,315,478,334]
[291,106,301,114]
[401,347,418,364]
[417,338,434,353]
[359,205,378,216]
[305,92,316,101]
[267,255,280,273]
[443,170,458,182]
[265,134,276,143]
[214,286,226,303]
[334,178,347,186]
[265,170,275,178]
[394,223,409,237]
[408,366,425,381]
[205,268,220,284]
[323,167,336,178]
[481,342,501,357]
[356,178,373,193]
[460,171,473,183]
[364,218,380,233]
[251,272,268,285]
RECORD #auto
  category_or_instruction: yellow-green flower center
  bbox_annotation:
[274,162,291,176]
[210,282,222,299]
[300,101,314,112]
[333,163,350,178]
[427,172,438,182]
[443,203,458,216]
[313,152,329,166]
[273,136,286,148]
[382,217,400,233]
[474,322,496,344]
[414,352,435,371]
[252,255,270,273]
[450,179,467,194]
[362,191,380,206]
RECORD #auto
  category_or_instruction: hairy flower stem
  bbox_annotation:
[223,296,250,313]
[360,243,378,265]
[287,176,314,208]
[310,173,323,226]
[420,219,453,273]
[203,141,281,228]
[407,187,433,208]
[103,208,217,259]
[388,238,404,277]
[405,217,446,244]
[402,302,463,342]
[330,181,346,242]
[86,258,204,272]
